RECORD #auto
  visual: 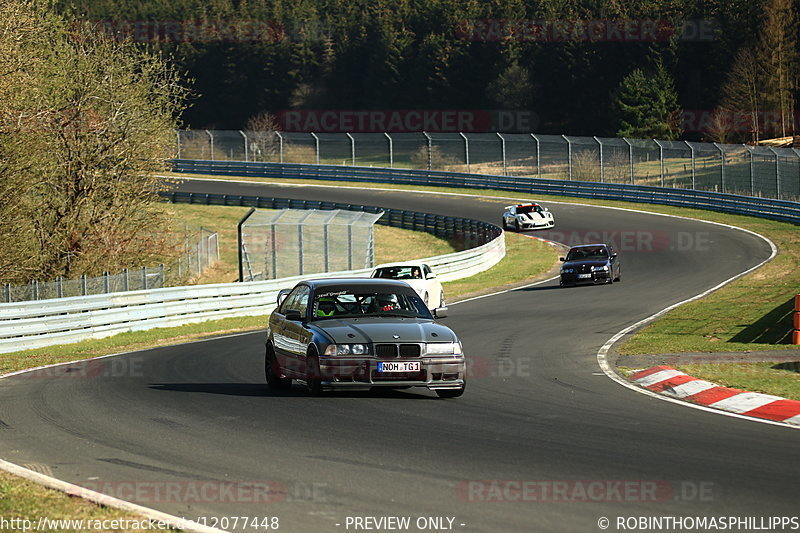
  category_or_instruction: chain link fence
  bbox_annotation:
[3,230,219,303]
[178,130,800,202]
[239,209,382,281]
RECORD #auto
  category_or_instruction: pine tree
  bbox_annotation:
[614,63,680,140]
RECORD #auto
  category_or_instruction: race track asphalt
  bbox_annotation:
[0,178,795,533]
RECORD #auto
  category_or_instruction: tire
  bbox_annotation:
[436,384,465,398]
[614,267,621,282]
[514,219,521,232]
[265,344,291,390]
[501,218,508,230]
[305,350,324,396]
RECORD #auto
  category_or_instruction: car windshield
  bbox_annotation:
[372,266,422,280]
[312,289,431,320]
[566,247,608,261]
[516,205,542,214]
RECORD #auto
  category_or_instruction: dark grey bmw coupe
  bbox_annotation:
[265,278,466,397]
[559,243,621,286]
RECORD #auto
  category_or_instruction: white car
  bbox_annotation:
[369,262,445,309]
[502,203,555,231]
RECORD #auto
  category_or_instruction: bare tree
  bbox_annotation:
[756,0,798,139]
[0,1,187,283]
[246,111,281,162]
[721,48,762,143]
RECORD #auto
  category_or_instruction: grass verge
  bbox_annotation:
[0,471,156,532]
[672,362,800,402]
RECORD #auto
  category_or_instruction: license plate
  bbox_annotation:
[378,361,421,372]
[578,273,592,279]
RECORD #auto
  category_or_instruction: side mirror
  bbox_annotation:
[276,289,291,306]
[285,309,303,322]
[433,307,448,319]
[559,257,565,262]
[611,253,617,258]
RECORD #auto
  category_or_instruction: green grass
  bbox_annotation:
[672,362,800,401]
[0,471,159,533]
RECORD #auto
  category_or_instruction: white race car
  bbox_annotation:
[502,203,555,231]
[369,261,445,310]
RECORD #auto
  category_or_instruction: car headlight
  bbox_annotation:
[324,344,368,356]
[561,268,574,273]
[592,265,609,271]
[426,342,462,355]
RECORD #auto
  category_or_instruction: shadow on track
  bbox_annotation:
[149,382,437,399]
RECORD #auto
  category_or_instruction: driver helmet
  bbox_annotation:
[377,293,399,311]
[316,296,336,317]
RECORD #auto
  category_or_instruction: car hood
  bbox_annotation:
[562,259,610,268]
[313,317,456,344]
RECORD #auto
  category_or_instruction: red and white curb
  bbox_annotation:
[628,366,800,426]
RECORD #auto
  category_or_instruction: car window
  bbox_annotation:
[312,289,431,320]
[566,247,608,261]
[280,285,310,315]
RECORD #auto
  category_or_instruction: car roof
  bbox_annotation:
[372,261,428,269]
[568,243,610,249]
[302,278,413,290]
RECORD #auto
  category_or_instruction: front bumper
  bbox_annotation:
[517,218,555,229]
[560,271,611,285]
[317,355,466,390]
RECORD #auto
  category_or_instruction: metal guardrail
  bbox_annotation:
[0,194,504,354]
[172,159,800,225]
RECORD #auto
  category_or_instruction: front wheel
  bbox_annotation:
[305,352,324,396]
[265,344,291,390]
[514,219,521,232]
[436,384,465,398]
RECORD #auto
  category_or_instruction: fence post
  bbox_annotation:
[346,132,356,166]
[56,276,63,298]
[239,130,248,162]
[593,136,603,183]
[531,134,541,179]
[347,223,353,270]
[685,140,696,189]
[3,283,9,303]
[237,207,256,282]
[653,139,665,187]
[562,135,572,181]
[460,132,470,173]
[768,147,781,200]
[32,280,38,300]
[713,142,725,193]
[81,274,87,296]
[176,130,181,159]
[384,132,393,168]
[205,130,214,161]
[275,132,284,163]
[311,132,320,165]
[103,272,110,293]
[423,131,432,171]
[159,264,165,287]
[497,132,507,176]
[123,269,129,291]
[622,137,634,184]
